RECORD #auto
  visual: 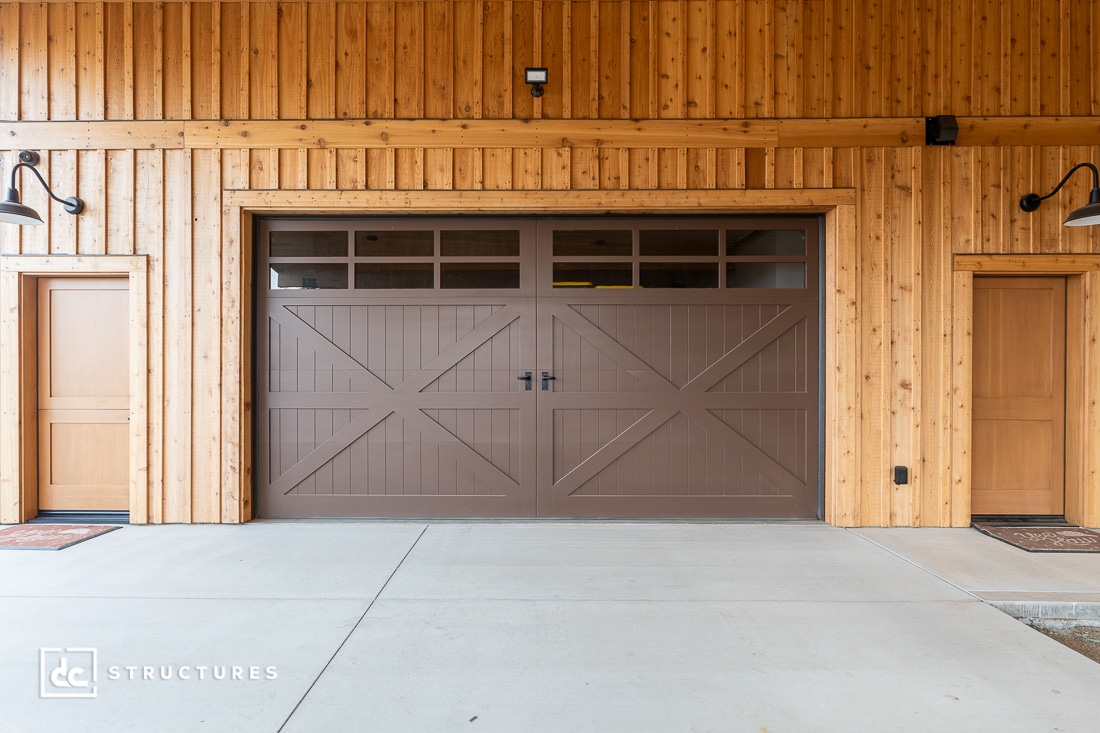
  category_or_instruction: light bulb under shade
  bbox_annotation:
[1064,200,1100,227]
[0,188,43,226]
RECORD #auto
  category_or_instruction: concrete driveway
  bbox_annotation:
[2,521,1099,732]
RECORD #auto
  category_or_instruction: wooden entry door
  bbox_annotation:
[37,278,130,511]
[972,277,1066,516]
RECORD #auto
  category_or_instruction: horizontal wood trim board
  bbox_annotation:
[224,189,856,212]
[954,255,1100,273]
[0,255,148,274]
[3,118,1096,152]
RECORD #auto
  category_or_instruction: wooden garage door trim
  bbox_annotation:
[254,217,820,518]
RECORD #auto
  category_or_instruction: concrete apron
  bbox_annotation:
[1,521,1100,733]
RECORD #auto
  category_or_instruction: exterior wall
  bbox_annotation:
[0,0,1099,525]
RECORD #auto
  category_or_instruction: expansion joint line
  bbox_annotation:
[277,525,430,732]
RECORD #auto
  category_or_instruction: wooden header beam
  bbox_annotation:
[223,188,857,213]
[3,117,1096,152]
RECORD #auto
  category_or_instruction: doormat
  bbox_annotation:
[0,524,121,551]
[973,524,1100,552]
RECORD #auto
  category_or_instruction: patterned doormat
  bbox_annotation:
[973,524,1100,552]
[0,524,121,550]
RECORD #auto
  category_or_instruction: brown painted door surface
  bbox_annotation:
[256,218,819,518]
[972,277,1066,516]
[258,221,538,517]
[37,278,130,511]
[535,297,817,517]
[533,222,818,517]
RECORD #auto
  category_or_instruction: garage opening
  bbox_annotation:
[255,217,821,519]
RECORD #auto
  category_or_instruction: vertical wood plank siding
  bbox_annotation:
[0,0,1098,525]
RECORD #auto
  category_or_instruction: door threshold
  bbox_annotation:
[28,510,129,525]
[971,515,1068,526]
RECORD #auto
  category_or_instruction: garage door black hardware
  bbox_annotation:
[517,371,532,390]
[541,372,556,390]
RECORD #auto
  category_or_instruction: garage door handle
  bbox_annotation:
[517,371,532,390]
[541,372,556,390]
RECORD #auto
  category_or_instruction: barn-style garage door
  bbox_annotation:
[256,217,819,518]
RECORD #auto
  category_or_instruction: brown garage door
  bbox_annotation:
[256,217,819,518]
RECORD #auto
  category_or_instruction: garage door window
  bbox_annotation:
[266,226,524,292]
[550,225,810,290]
[726,228,808,289]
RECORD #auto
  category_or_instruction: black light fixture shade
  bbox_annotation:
[925,115,959,146]
[0,187,45,225]
[1020,162,1100,227]
[0,150,85,226]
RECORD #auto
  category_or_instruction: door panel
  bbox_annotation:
[256,219,539,517]
[536,298,818,517]
[971,277,1066,516]
[38,278,130,511]
[258,299,537,517]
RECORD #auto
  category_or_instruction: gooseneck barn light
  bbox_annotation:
[0,150,85,226]
[1019,162,1100,227]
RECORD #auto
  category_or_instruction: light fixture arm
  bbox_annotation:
[6,150,85,215]
[1020,162,1100,213]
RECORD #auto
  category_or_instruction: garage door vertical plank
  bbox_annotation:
[950,270,972,527]
[220,183,246,524]
[886,146,920,526]
[163,148,193,522]
[1081,271,1100,528]
[46,3,76,121]
[248,2,277,188]
[19,2,47,121]
[335,2,366,189]
[218,3,246,122]
[0,269,21,521]
[452,1,482,190]
[635,0,656,125]
[422,1,453,189]
[18,6,50,252]
[481,0,512,192]
[131,149,163,522]
[190,149,222,523]
[859,147,888,526]
[919,147,949,526]
[188,1,214,120]
[394,0,424,190]
[278,2,307,190]
[306,2,337,190]
[824,195,860,525]
[512,0,536,122]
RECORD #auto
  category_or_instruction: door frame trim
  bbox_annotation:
[226,188,855,524]
[954,254,1100,527]
[0,256,148,524]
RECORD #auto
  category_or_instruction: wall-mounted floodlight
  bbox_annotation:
[0,150,85,226]
[525,68,548,98]
[1020,162,1100,227]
